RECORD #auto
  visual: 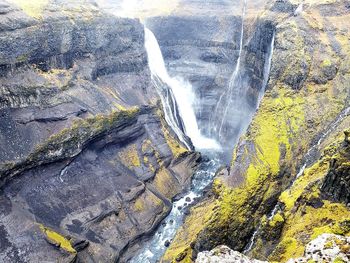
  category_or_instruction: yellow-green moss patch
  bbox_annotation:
[118,144,141,168]
[39,224,76,253]
[11,0,48,18]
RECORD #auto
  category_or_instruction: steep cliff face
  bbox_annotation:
[147,14,275,158]
[0,1,200,262]
[163,0,350,262]
[321,129,350,204]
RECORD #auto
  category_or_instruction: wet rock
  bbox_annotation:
[0,2,201,263]
[185,197,191,202]
[72,239,89,252]
[183,209,191,216]
[345,129,350,144]
[164,240,171,247]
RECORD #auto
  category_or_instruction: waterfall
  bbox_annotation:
[259,32,275,102]
[144,28,220,150]
[209,0,247,139]
[217,0,247,137]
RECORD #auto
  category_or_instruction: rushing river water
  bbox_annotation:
[130,153,221,262]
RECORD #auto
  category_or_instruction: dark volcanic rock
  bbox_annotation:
[0,2,200,262]
[322,130,350,204]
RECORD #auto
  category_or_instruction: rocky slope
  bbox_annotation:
[197,233,350,263]
[0,1,200,262]
[163,0,350,262]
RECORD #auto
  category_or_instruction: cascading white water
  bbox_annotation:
[144,28,220,150]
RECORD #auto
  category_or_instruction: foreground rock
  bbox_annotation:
[196,246,267,263]
[196,234,350,263]
[0,1,199,262]
[288,234,350,263]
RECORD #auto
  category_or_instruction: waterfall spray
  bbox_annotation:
[144,27,220,150]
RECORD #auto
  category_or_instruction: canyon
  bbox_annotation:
[0,0,349,263]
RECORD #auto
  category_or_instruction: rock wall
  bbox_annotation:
[321,129,350,204]
[0,1,200,262]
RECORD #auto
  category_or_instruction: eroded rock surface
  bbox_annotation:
[0,1,200,262]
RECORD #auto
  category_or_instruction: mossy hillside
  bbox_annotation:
[29,107,140,161]
[266,131,350,262]
[247,111,350,261]
[164,7,350,259]
[215,9,349,249]
[163,87,307,262]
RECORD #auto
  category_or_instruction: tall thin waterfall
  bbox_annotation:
[259,32,275,102]
[210,0,247,138]
[218,0,247,137]
[144,28,220,150]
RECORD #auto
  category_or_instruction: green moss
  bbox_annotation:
[334,257,346,263]
[134,198,145,212]
[269,132,350,262]
[30,107,140,162]
[16,54,29,63]
[118,144,141,168]
[133,191,163,213]
[269,213,284,228]
[321,59,332,67]
[152,167,179,200]
[39,224,76,253]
